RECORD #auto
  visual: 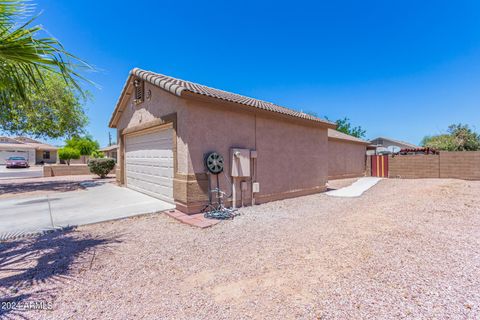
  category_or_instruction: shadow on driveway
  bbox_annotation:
[0,178,112,198]
[0,228,121,319]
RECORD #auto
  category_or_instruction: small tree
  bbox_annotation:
[65,136,99,163]
[422,124,480,151]
[88,158,115,178]
[0,0,93,138]
[325,116,366,138]
[58,147,80,165]
[91,150,105,158]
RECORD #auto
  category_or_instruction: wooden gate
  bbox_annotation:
[371,155,389,177]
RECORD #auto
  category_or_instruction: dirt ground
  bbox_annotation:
[1,178,479,319]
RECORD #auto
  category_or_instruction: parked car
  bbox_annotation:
[5,156,29,168]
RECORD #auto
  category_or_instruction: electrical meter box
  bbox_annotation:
[231,148,251,177]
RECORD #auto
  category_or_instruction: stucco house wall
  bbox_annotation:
[113,73,333,213]
[183,97,329,211]
[35,150,58,164]
[328,139,367,179]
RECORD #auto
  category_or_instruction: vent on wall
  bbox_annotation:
[133,79,144,105]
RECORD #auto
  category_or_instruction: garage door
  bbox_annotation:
[125,127,174,203]
[0,150,30,164]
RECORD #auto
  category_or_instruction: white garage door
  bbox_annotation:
[125,127,174,203]
[0,150,30,164]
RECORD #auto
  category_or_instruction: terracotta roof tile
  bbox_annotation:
[128,68,335,126]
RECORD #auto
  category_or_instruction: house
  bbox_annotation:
[328,129,369,180]
[109,68,336,213]
[368,136,418,155]
[0,136,58,165]
[99,144,118,161]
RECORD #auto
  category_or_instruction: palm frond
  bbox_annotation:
[0,0,94,106]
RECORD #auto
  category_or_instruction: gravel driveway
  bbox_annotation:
[1,178,479,319]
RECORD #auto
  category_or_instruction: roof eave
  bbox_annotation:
[109,75,135,128]
[328,136,370,145]
[181,91,336,129]
[110,68,337,129]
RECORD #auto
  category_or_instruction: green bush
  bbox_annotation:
[90,150,105,158]
[88,158,115,178]
[58,147,81,165]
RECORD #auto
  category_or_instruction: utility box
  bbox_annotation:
[252,182,260,193]
[231,148,251,177]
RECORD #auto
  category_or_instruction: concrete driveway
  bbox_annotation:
[0,165,43,180]
[0,181,175,239]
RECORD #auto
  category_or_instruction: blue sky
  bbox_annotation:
[36,0,480,147]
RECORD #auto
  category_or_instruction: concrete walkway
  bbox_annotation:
[0,181,174,239]
[0,166,43,180]
[326,177,382,198]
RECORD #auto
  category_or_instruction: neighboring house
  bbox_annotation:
[368,136,419,155]
[328,129,370,180]
[109,68,336,213]
[0,136,58,165]
[99,144,118,161]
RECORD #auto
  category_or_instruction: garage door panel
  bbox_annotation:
[126,153,173,163]
[126,162,173,173]
[125,128,174,203]
[126,136,172,149]
[127,183,172,203]
[0,150,32,164]
[125,170,173,186]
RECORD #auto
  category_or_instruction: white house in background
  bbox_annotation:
[99,144,118,162]
[368,136,419,155]
[0,136,58,165]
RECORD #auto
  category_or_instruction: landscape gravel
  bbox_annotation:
[1,178,479,319]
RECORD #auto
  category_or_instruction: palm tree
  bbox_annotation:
[0,0,91,106]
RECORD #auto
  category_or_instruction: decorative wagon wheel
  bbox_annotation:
[205,152,224,174]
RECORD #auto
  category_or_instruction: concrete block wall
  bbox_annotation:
[43,164,91,177]
[389,155,440,178]
[439,151,480,180]
[43,164,117,177]
[387,152,480,180]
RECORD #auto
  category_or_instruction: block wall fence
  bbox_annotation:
[366,151,480,180]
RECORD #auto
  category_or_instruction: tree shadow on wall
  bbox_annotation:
[0,227,121,319]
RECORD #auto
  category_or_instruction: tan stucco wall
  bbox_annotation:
[117,82,190,174]
[35,150,57,164]
[181,95,329,210]
[115,83,329,212]
[328,139,366,180]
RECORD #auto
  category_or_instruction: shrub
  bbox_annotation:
[58,147,81,165]
[88,158,115,178]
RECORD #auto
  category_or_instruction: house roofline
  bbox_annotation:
[109,69,336,130]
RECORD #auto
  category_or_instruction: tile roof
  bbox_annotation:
[0,137,58,150]
[109,68,336,127]
[22,142,58,150]
[370,137,418,149]
[0,143,35,150]
[99,144,118,152]
[328,129,370,144]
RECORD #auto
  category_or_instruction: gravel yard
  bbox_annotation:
[1,178,479,319]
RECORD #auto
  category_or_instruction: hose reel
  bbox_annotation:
[205,152,224,174]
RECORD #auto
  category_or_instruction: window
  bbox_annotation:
[134,79,144,105]
[43,151,50,160]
